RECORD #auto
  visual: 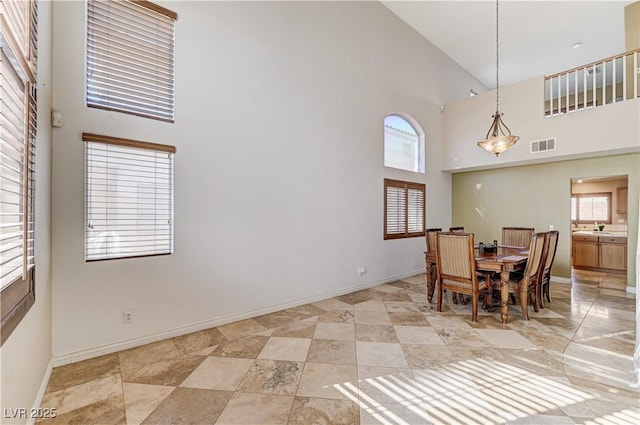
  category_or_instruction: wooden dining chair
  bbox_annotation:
[539,230,559,307]
[449,226,465,233]
[502,232,547,320]
[435,232,489,322]
[502,227,534,248]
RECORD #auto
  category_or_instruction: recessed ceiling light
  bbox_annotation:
[572,42,582,49]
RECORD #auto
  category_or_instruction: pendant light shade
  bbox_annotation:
[477,0,518,157]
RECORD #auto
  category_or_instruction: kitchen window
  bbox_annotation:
[571,192,612,224]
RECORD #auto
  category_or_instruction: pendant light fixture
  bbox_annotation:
[477,0,519,157]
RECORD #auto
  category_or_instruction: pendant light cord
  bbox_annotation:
[495,0,499,114]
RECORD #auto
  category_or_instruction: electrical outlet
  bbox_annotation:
[123,310,134,324]
[358,266,367,276]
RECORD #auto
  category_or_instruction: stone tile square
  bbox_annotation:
[401,344,456,369]
[289,397,359,425]
[297,363,358,400]
[388,312,430,326]
[306,339,356,365]
[313,322,355,340]
[357,366,418,405]
[394,326,445,345]
[123,382,174,425]
[216,393,294,425]
[141,387,232,425]
[360,402,432,425]
[257,337,311,361]
[354,300,387,311]
[237,359,303,395]
[180,356,253,391]
[318,309,355,323]
[355,324,399,343]
[210,335,269,359]
[46,353,120,393]
[475,329,537,349]
[125,353,207,387]
[119,339,180,380]
[271,321,317,338]
[354,310,392,325]
[384,301,420,313]
[40,374,123,418]
[356,342,409,368]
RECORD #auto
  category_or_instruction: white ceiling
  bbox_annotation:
[381,1,632,90]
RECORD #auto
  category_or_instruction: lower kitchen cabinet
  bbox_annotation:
[572,234,627,272]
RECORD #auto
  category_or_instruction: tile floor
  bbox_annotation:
[38,270,639,424]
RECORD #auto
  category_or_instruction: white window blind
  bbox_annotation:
[1,0,37,345]
[84,133,175,261]
[384,179,425,239]
[86,0,177,122]
[0,50,27,289]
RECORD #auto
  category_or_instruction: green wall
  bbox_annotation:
[451,153,639,287]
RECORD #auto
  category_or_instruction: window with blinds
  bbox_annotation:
[571,193,612,224]
[84,133,175,261]
[86,0,177,122]
[384,179,425,240]
[1,0,38,345]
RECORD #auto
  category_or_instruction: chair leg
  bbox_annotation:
[536,280,544,309]
[520,286,529,320]
[483,290,493,312]
[544,282,551,303]
[452,292,459,304]
[471,290,478,322]
[437,284,443,312]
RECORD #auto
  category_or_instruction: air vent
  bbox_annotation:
[530,138,556,153]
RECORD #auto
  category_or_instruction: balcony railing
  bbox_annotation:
[544,48,640,117]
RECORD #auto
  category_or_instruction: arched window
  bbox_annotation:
[384,114,425,173]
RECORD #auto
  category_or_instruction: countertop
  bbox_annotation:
[572,230,628,237]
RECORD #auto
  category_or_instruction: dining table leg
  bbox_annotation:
[500,267,510,323]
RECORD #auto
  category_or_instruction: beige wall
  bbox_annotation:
[451,153,639,287]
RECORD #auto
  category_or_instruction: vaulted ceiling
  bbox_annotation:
[382,1,632,89]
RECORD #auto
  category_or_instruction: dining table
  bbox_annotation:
[425,245,529,323]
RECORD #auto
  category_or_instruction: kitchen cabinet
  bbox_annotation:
[572,234,627,272]
[599,236,627,271]
[616,187,628,214]
[572,235,599,268]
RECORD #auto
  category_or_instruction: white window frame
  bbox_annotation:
[84,133,175,261]
[383,114,425,174]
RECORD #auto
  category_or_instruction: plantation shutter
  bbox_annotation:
[384,179,425,239]
[84,133,175,261]
[86,0,177,121]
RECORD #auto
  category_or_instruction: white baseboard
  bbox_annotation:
[626,286,637,295]
[52,269,424,367]
[26,360,53,425]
